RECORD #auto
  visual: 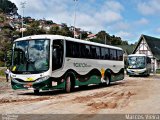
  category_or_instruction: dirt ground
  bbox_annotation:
[0,74,160,115]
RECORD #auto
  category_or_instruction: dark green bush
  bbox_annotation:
[0,68,5,76]
[0,61,5,67]
[156,69,160,74]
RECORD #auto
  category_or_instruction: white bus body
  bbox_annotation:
[10,35,124,93]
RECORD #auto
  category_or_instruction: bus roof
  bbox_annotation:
[14,34,123,50]
[128,54,147,57]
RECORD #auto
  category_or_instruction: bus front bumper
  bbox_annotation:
[11,76,51,90]
[127,68,147,75]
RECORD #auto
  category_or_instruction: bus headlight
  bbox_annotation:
[35,76,50,83]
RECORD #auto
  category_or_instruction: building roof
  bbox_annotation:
[133,34,160,60]
[87,34,96,38]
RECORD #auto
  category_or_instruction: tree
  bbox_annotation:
[110,35,122,45]
[0,12,5,22]
[0,29,12,66]
[96,31,111,44]
[0,0,18,15]
[49,23,73,37]
[46,20,53,25]
[48,26,60,35]
[24,21,46,36]
[79,31,88,39]
[60,23,73,37]
[121,40,128,45]
[0,8,3,13]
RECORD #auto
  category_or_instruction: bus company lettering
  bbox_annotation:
[74,63,91,67]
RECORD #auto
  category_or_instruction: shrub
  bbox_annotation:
[0,68,6,76]
[0,61,5,67]
[156,69,160,74]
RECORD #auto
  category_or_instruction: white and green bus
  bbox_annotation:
[10,35,124,93]
[127,54,151,76]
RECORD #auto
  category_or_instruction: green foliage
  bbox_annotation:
[89,30,127,45]
[0,13,13,67]
[0,0,18,15]
[110,35,122,45]
[0,30,12,50]
[0,68,5,76]
[90,38,104,44]
[46,20,53,25]
[6,50,12,67]
[96,31,111,44]
[78,31,88,39]
[121,40,129,45]
[156,69,160,74]
[48,26,60,34]
[48,23,73,37]
[0,14,4,22]
[0,8,3,13]
[0,61,5,67]
[60,23,73,37]
[23,21,46,36]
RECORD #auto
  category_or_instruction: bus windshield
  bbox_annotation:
[128,56,145,69]
[11,39,50,74]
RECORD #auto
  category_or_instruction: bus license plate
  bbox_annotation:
[52,81,57,86]
[24,83,32,88]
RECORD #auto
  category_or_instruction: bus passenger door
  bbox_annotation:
[52,40,64,71]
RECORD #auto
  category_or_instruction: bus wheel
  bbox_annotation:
[146,73,150,77]
[65,76,71,93]
[34,89,39,94]
[105,76,110,86]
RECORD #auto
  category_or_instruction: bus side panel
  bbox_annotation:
[50,57,124,88]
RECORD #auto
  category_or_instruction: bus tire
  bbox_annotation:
[105,75,110,86]
[147,73,150,77]
[65,76,71,93]
[34,89,39,94]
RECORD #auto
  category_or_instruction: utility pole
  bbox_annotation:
[20,1,26,37]
[73,0,78,38]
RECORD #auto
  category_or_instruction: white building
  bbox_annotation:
[133,34,160,72]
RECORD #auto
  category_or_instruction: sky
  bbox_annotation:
[10,0,160,44]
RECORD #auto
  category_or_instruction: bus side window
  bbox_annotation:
[96,46,100,59]
[52,40,64,71]
[101,47,109,60]
[117,50,123,61]
[66,41,81,58]
[105,48,109,60]
[110,49,117,60]
[90,46,100,59]
[85,45,91,58]
[91,46,96,59]
[101,48,105,59]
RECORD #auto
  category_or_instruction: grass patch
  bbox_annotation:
[156,69,160,74]
[0,68,6,76]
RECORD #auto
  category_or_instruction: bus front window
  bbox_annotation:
[128,56,145,69]
[12,39,50,74]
